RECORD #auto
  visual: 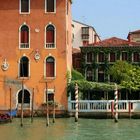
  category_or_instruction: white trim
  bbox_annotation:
[45,0,56,13]
[19,0,30,14]
[19,24,30,49]
[18,55,31,78]
[44,88,55,103]
[44,55,56,78]
[44,23,56,49]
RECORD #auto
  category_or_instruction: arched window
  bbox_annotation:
[18,89,30,104]
[46,56,55,77]
[20,25,29,48]
[46,25,55,48]
[20,56,29,77]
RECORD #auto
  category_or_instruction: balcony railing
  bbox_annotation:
[20,43,29,49]
[68,100,140,113]
[46,43,55,48]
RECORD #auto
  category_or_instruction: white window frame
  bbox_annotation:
[44,89,55,103]
[45,23,56,49]
[45,0,56,13]
[44,56,56,79]
[19,0,30,14]
[19,24,30,49]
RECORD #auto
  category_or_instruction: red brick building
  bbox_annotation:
[0,0,72,114]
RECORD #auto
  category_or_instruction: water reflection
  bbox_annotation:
[0,118,140,140]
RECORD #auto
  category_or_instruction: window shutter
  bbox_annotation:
[46,61,54,77]
[46,30,54,43]
[24,31,29,43]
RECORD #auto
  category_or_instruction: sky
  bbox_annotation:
[72,0,140,40]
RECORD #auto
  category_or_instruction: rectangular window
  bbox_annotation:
[110,52,116,62]
[87,52,93,63]
[86,69,93,81]
[45,90,54,103]
[81,27,89,40]
[98,52,104,62]
[45,0,55,13]
[122,52,128,61]
[20,0,30,13]
[46,63,54,77]
[98,66,104,82]
[133,52,139,62]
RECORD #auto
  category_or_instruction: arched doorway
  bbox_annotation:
[17,89,30,108]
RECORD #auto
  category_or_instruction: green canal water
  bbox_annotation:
[0,118,140,140]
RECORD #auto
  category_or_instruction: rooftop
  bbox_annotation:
[87,37,140,47]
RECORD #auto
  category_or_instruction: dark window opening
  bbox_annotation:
[98,66,104,82]
[122,52,128,61]
[18,89,30,104]
[98,52,104,62]
[20,56,29,77]
[133,52,139,62]
[87,52,93,63]
[46,92,54,102]
[110,52,116,62]
[46,0,55,12]
[46,57,55,77]
[21,0,29,13]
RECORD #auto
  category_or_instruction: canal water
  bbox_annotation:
[0,118,140,140]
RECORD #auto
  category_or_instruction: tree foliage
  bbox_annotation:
[71,69,85,81]
[109,60,140,91]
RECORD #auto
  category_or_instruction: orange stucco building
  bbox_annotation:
[0,0,72,114]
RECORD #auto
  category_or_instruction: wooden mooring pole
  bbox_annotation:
[75,83,78,122]
[31,88,34,123]
[21,80,24,127]
[10,87,12,122]
[46,82,49,127]
[114,84,118,123]
[52,87,55,123]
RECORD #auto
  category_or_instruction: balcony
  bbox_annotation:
[46,43,55,49]
[20,43,29,49]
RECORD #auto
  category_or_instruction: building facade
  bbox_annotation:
[127,30,140,43]
[0,0,72,113]
[80,37,140,100]
[72,20,100,72]
[72,20,101,49]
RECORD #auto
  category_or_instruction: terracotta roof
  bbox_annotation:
[88,37,140,47]
[72,48,81,54]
